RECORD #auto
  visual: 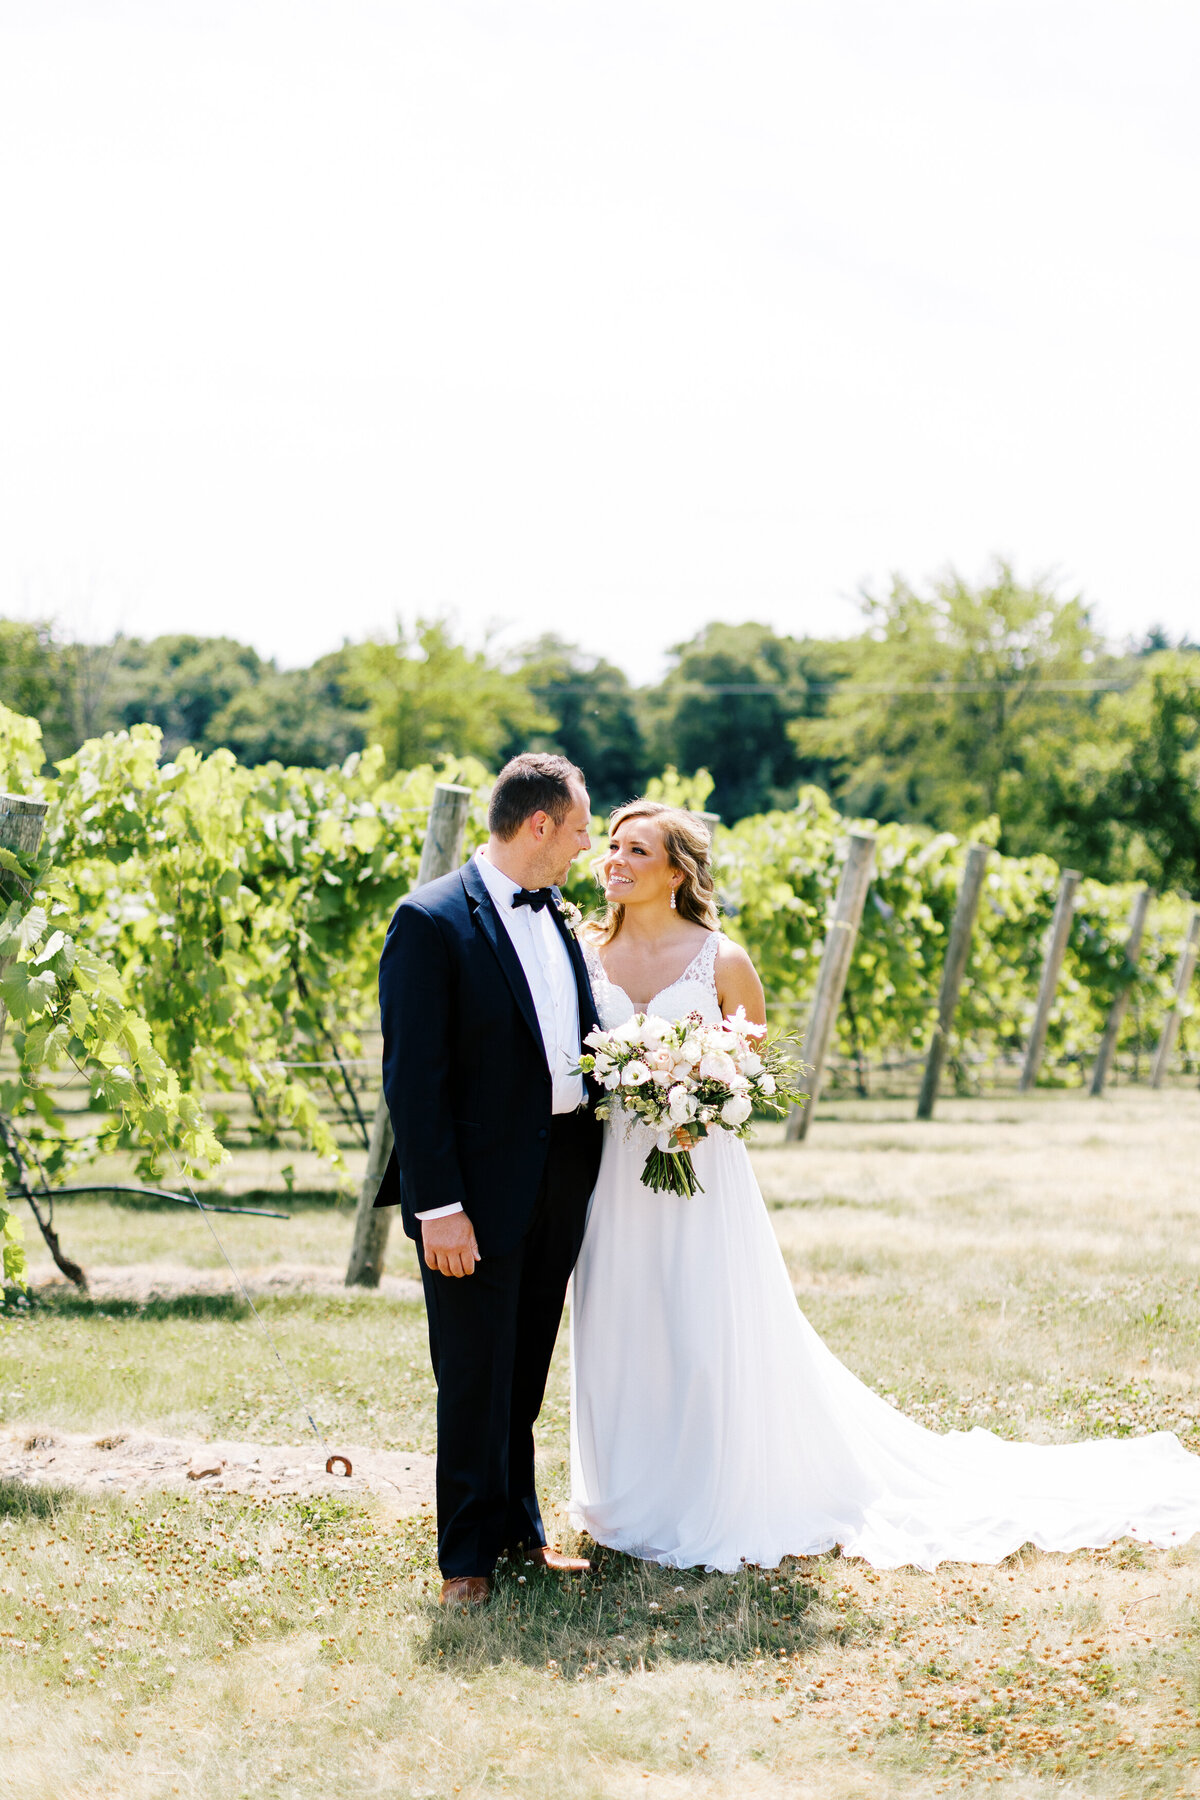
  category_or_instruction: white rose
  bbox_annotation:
[640,1015,671,1043]
[726,1007,766,1039]
[647,1046,675,1072]
[721,1093,753,1126]
[679,1037,702,1064]
[621,1060,651,1087]
[759,1072,776,1096]
[612,1017,646,1044]
[651,1069,673,1087]
[698,1050,737,1084]
[667,1084,694,1123]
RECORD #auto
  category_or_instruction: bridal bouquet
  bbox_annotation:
[578,1009,802,1197]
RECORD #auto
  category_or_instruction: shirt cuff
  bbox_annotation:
[414,1203,465,1220]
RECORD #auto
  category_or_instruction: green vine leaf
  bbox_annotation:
[0,962,56,1021]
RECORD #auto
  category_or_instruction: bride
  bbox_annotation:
[569,799,1200,1572]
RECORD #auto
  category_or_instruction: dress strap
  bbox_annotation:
[580,937,605,984]
[691,929,721,992]
[663,930,722,997]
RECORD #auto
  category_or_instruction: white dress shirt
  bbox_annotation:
[414,847,584,1221]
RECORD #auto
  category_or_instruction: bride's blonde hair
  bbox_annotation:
[588,801,720,946]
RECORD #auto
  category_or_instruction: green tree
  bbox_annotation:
[0,621,78,763]
[1132,626,1199,656]
[511,635,647,812]
[791,562,1107,845]
[1,621,219,765]
[344,620,551,772]
[205,650,369,767]
[646,622,840,822]
[1037,651,1200,891]
[115,634,267,755]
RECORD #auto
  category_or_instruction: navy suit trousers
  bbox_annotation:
[417,1108,595,1578]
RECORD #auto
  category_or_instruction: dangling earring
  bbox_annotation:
[670,887,678,910]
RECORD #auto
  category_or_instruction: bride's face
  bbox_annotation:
[601,819,680,911]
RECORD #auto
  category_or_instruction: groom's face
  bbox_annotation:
[538,782,592,887]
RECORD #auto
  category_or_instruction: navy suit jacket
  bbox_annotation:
[373,857,603,1259]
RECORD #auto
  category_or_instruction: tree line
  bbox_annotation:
[3,559,1198,891]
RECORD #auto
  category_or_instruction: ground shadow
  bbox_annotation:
[13,1285,422,1322]
[0,1475,84,1520]
[45,1186,347,1216]
[28,1290,252,1323]
[420,1544,876,1679]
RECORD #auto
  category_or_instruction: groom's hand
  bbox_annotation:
[421,1212,482,1279]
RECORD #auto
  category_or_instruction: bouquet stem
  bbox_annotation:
[641,1146,704,1197]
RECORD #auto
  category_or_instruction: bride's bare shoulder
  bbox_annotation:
[713,934,755,974]
[713,934,766,1019]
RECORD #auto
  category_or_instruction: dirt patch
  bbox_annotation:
[0,1423,435,1511]
[27,1261,425,1305]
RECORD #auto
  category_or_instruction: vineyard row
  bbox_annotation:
[1,705,1197,1285]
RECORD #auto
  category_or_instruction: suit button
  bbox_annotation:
[538,1128,548,1140]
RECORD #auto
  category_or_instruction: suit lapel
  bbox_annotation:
[460,860,546,1060]
[548,890,600,1040]
[547,891,605,1107]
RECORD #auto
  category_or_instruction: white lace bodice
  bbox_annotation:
[582,931,724,1031]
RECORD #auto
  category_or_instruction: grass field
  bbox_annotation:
[3,1088,1200,1799]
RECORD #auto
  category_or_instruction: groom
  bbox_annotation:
[374,752,603,1606]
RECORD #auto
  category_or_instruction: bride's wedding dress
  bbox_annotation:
[569,932,1200,1572]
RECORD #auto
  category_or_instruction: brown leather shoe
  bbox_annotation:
[439,1575,492,1607]
[521,1545,591,1573]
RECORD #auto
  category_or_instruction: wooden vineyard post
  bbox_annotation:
[1017,869,1081,1093]
[916,843,990,1120]
[0,794,48,1058]
[1089,885,1152,1096]
[785,832,876,1143]
[345,782,473,1288]
[1150,908,1200,1090]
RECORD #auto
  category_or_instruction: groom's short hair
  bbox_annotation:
[489,752,585,840]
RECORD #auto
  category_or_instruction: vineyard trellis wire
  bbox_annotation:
[1,701,1197,1292]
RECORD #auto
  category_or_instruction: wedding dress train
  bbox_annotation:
[568,933,1200,1572]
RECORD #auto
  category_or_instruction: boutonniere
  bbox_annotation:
[554,895,583,934]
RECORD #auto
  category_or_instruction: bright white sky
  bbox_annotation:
[1,1,1196,680]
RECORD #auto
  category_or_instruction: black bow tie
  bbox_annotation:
[512,887,553,913]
